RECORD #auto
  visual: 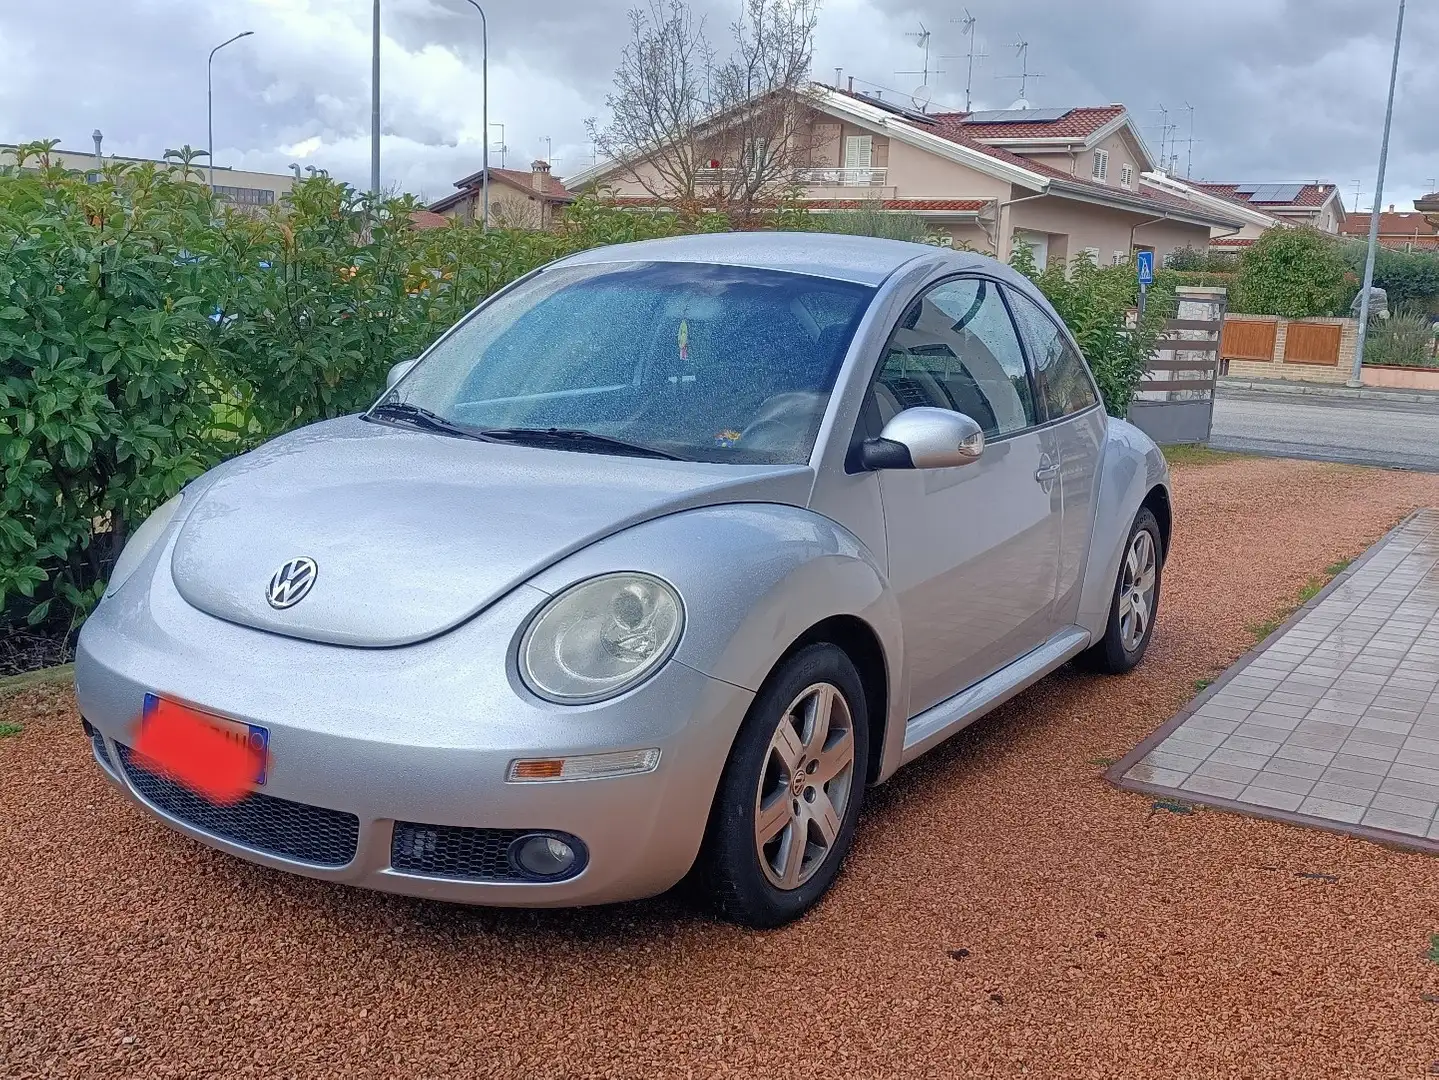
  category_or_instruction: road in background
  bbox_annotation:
[1211,389,1439,472]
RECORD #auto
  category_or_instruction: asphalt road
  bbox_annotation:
[1210,389,1439,472]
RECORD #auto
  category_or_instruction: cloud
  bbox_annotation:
[1,0,1434,208]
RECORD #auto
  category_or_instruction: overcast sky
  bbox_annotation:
[2,0,1434,211]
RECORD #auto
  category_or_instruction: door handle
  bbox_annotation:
[1035,463,1060,484]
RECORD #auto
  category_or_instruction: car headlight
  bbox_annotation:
[104,493,183,598]
[519,573,684,704]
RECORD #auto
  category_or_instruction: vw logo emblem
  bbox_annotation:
[266,557,318,609]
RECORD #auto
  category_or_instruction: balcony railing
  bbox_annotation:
[695,166,888,187]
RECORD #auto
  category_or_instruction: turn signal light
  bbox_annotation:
[506,748,661,783]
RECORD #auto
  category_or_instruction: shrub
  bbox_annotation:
[1339,239,1439,313]
[1010,245,1176,417]
[815,200,933,244]
[1363,306,1439,368]
[1165,246,1238,273]
[1230,227,1351,318]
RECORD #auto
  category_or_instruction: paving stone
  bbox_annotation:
[1246,770,1317,797]
[1141,749,1207,775]
[1368,792,1437,820]
[1308,781,1377,807]
[1263,756,1328,781]
[1194,760,1259,785]
[1204,747,1273,771]
[1328,752,1391,777]
[1178,774,1246,800]
[1297,798,1366,824]
[1125,764,1190,787]
[1240,786,1306,812]
[1222,735,1282,757]
[1360,808,1431,835]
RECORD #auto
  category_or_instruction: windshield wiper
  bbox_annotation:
[476,427,684,461]
[367,401,494,441]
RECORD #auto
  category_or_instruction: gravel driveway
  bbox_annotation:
[6,456,1439,1079]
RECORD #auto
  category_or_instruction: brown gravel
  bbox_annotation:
[6,456,1439,1079]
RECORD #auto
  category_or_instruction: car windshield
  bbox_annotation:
[374,260,875,464]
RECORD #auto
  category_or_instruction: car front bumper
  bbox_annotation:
[75,541,755,907]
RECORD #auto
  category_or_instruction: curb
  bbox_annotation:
[1216,378,1439,405]
[0,663,75,695]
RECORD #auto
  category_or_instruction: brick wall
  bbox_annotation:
[1223,314,1358,384]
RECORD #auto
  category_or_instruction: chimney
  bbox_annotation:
[92,129,103,172]
[847,75,854,93]
[531,159,550,193]
[1388,203,1395,213]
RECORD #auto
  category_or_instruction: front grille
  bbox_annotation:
[391,823,586,882]
[116,744,359,868]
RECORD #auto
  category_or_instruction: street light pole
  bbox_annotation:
[1349,0,1406,387]
[371,0,381,195]
[463,1,489,230]
[207,31,254,189]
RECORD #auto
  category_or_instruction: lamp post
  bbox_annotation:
[461,1,489,230]
[208,31,254,188]
[371,0,381,195]
[1349,0,1407,387]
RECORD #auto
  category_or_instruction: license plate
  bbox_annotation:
[142,693,269,786]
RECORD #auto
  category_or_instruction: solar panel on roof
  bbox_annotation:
[964,108,1069,123]
[1234,184,1261,194]
[1269,183,1305,203]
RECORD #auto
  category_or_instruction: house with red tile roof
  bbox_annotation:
[565,83,1243,269]
[1339,207,1439,251]
[428,160,574,229]
[1189,182,1345,235]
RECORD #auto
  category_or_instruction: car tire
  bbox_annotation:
[1081,506,1163,675]
[698,643,869,929]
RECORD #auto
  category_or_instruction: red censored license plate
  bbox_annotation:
[136,693,269,804]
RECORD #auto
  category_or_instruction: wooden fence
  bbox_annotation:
[1127,288,1227,445]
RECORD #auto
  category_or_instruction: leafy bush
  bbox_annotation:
[1339,239,1439,313]
[1363,307,1439,368]
[0,146,728,633]
[816,200,933,244]
[1230,227,1352,318]
[1010,245,1176,417]
[1165,246,1238,273]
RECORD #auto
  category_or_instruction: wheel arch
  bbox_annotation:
[777,615,891,785]
[1142,484,1172,560]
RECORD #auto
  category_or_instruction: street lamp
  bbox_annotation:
[371,0,381,195]
[208,30,254,189]
[462,1,489,230]
[1349,0,1407,387]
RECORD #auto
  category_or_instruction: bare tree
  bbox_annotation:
[587,0,820,219]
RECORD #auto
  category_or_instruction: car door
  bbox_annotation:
[1004,286,1107,625]
[863,276,1063,716]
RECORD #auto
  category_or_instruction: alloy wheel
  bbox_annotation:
[1119,529,1158,651]
[753,682,856,891]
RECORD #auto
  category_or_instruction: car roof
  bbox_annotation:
[552,231,998,286]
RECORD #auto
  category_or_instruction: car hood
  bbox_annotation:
[170,416,814,647]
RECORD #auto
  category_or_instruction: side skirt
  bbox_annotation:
[899,626,1092,766]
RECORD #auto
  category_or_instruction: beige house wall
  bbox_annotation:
[438,182,564,229]
[1009,128,1147,190]
[1008,196,1211,268]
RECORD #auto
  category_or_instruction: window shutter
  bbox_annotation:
[1120,163,1134,188]
[1092,149,1108,181]
[843,135,873,169]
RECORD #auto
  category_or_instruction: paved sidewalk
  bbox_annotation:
[1111,509,1439,846]
[1217,376,1439,406]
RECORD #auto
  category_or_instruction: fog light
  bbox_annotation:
[511,834,578,878]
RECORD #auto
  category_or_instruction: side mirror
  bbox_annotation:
[861,407,985,470]
[386,359,418,390]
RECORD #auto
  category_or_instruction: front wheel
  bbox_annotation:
[1081,507,1163,674]
[698,643,869,928]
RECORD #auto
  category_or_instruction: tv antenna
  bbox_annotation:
[1351,179,1365,213]
[1183,102,1197,179]
[897,22,944,109]
[943,10,988,112]
[540,136,553,165]
[997,40,1044,103]
[1154,103,1177,172]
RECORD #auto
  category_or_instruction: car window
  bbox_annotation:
[868,278,1036,439]
[1004,289,1100,420]
[382,261,874,465]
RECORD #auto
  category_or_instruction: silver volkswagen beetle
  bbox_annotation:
[76,233,1170,927]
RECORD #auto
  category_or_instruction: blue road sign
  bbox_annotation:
[1136,250,1155,286]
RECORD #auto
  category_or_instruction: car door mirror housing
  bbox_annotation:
[861,407,985,470]
[386,359,418,390]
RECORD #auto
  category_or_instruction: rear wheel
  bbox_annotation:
[699,644,869,928]
[1082,507,1163,674]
